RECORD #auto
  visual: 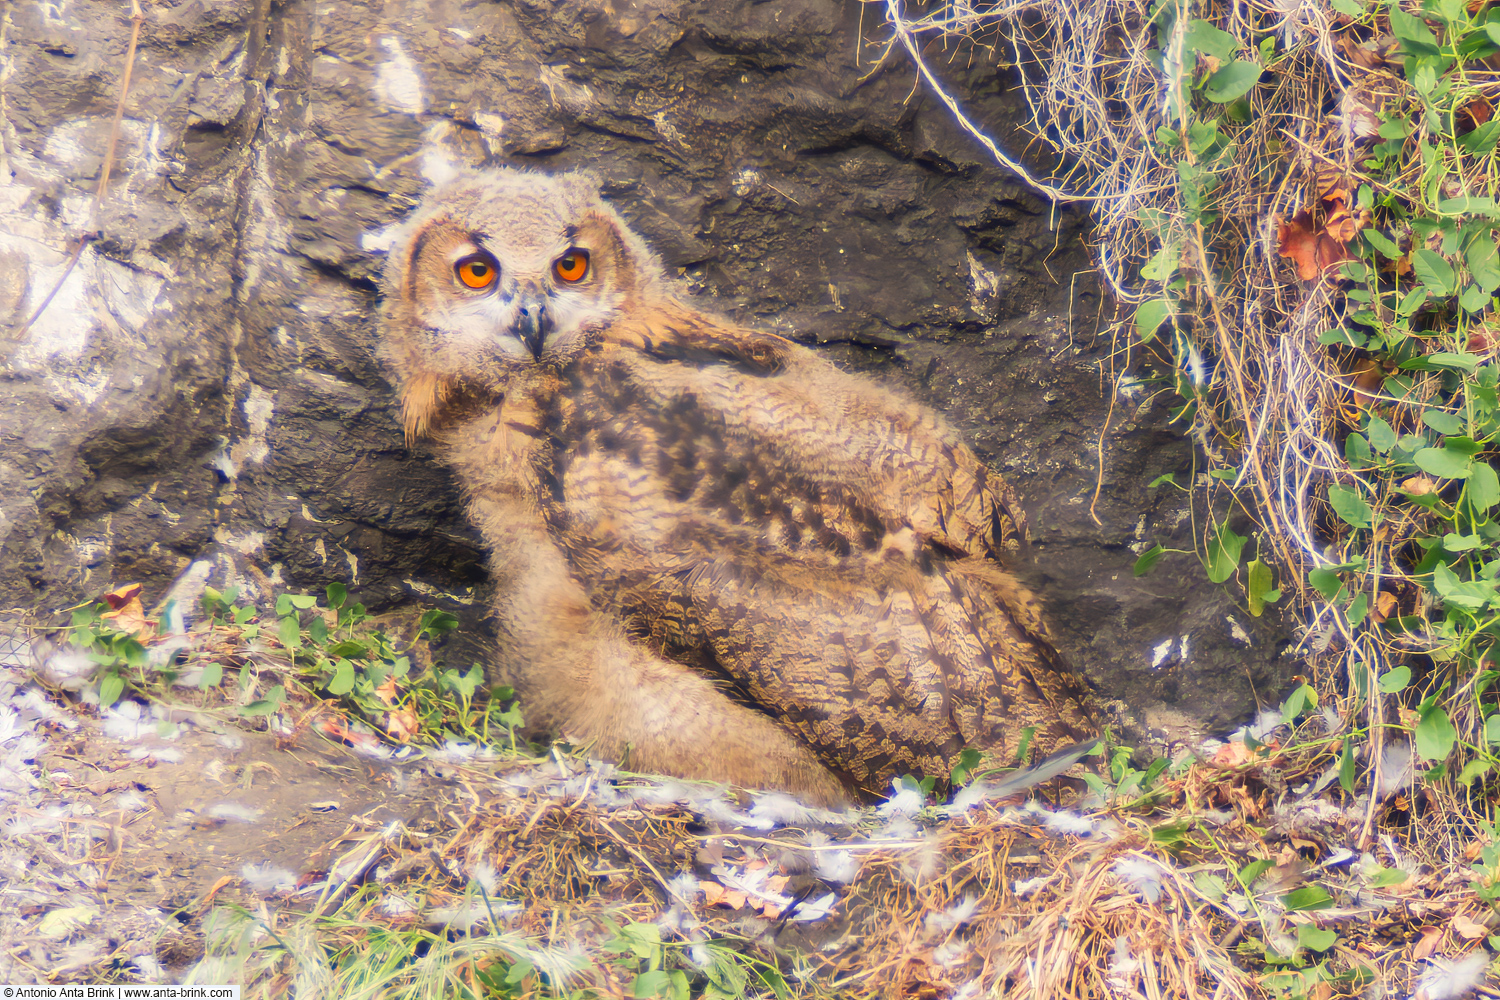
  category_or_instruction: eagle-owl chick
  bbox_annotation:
[378,166,1096,805]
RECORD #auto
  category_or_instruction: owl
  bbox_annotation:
[377,166,1097,806]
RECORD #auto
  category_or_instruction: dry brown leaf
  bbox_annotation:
[1451,911,1491,940]
[1412,925,1444,960]
[699,880,725,906]
[1338,35,1390,68]
[1212,742,1253,767]
[1461,97,1494,132]
[1402,475,1438,496]
[317,716,381,751]
[101,582,153,639]
[373,676,401,707]
[1277,211,1355,281]
[1348,358,1387,400]
[1468,324,1500,353]
[102,583,143,610]
[386,706,420,742]
[1373,591,1399,622]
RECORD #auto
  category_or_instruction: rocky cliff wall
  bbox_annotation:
[0,0,1293,742]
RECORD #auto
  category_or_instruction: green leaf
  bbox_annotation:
[1339,740,1357,794]
[1390,6,1441,52]
[1194,871,1227,900]
[241,685,286,718]
[328,658,356,696]
[98,672,124,708]
[1363,229,1401,259]
[1469,461,1500,511]
[1204,60,1263,102]
[1413,249,1457,296]
[1378,119,1409,141]
[1396,286,1429,317]
[1238,859,1274,887]
[1461,284,1490,312]
[1297,924,1338,952]
[1370,867,1409,887]
[274,594,294,617]
[1366,416,1396,453]
[1281,683,1318,723]
[1141,246,1179,281]
[617,921,662,961]
[326,639,371,659]
[1318,326,1367,348]
[1327,484,1373,528]
[1204,522,1246,584]
[1460,118,1500,155]
[707,950,750,995]
[754,967,792,1000]
[1471,236,1500,295]
[1134,543,1168,577]
[632,971,673,999]
[199,662,223,690]
[287,594,318,610]
[1459,759,1493,786]
[418,609,461,636]
[1330,0,1363,13]
[1415,445,1473,479]
[1247,558,1276,617]
[1149,472,1178,488]
[1423,409,1465,435]
[1135,299,1173,342]
[1423,351,1481,372]
[1348,591,1370,627]
[950,747,983,786]
[1378,665,1411,693]
[1309,566,1345,600]
[1486,714,1500,744]
[326,582,348,610]
[1439,197,1500,216]
[1444,532,1484,552]
[307,615,328,646]
[1432,560,1496,610]
[1184,19,1239,62]
[278,614,302,652]
[1415,704,1457,761]
[1281,885,1334,911]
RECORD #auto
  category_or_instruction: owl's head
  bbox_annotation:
[379,167,665,392]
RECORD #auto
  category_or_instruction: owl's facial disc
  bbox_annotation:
[404,210,625,372]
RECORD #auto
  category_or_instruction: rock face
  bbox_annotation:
[0,0,1293,743]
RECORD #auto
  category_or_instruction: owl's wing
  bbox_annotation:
[563,322,1095,790]
[599,303,1028,562]
[602,299,797,374]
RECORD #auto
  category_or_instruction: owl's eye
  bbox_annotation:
[553,249,590,284]
[455,254,498,290]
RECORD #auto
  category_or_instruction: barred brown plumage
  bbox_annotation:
[378,164,1096,804]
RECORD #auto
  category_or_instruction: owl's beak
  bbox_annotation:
[512,293,553,358]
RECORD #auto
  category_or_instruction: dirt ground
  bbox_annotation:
[0,648,500,983]
[0,642,1087,994]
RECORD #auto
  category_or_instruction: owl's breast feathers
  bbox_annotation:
[524,302,1095,793]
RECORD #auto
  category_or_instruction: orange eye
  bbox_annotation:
[553,249,590,283]
[455,254,497,290]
